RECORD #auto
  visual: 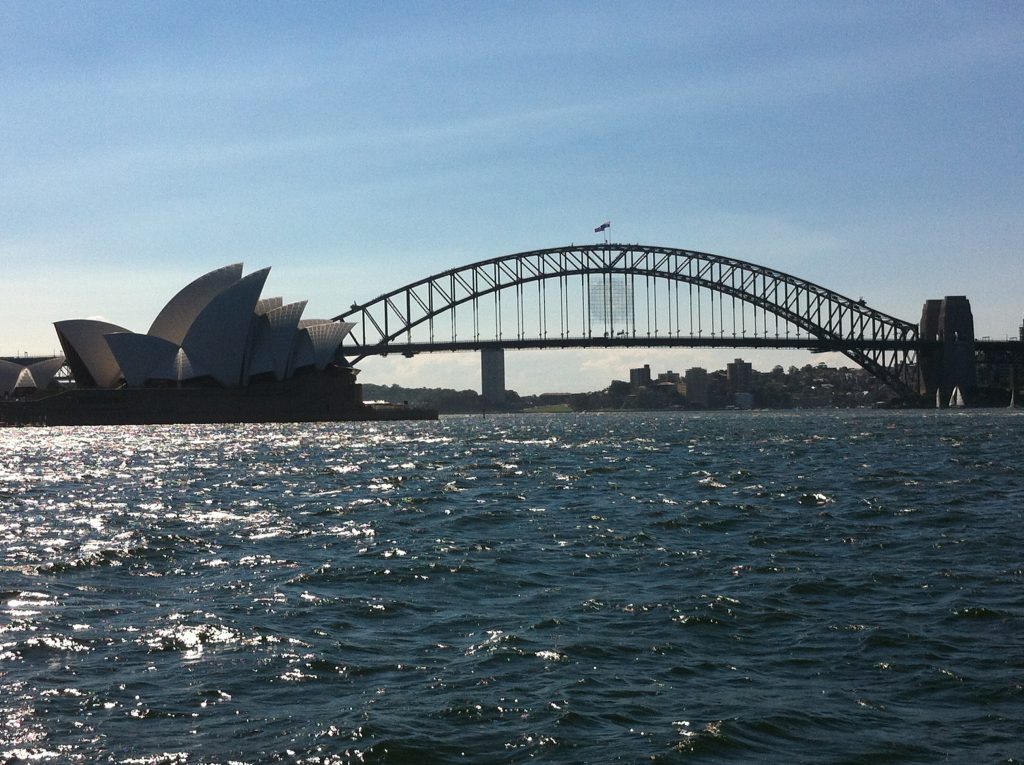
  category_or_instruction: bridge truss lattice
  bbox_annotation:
[336,244,921,399]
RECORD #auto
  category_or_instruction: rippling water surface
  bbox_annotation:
[1,411,1022,763]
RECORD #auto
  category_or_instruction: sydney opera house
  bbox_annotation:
[1,264,430,425]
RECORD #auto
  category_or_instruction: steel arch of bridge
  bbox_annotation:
[336,244,921,398]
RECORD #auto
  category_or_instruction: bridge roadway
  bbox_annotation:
[355,335,929,357]
[972,339,1024,363]
[350,338,1022,358]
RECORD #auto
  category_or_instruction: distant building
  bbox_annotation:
[656,370,680,384]
[629,364,651,390]
[536,392,574,405]
[684,367,709,408]
[726,358,753,394]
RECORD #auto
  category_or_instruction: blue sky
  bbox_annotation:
[3,1,1022,393]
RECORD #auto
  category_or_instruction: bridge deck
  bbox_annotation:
[348,335,934,357]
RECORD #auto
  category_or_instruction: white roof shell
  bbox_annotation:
[55,320,131,389]
[105,333,181,387]
[247,300,307,381]
[181,268,270,387]
[26,356,66,390]
[246,320,275,380]
[255,297,283,316]
[0,356,65,394]
[0,360,29,394]
[148,263,243,345]
[290,320,354,373]
[174,348,204,381]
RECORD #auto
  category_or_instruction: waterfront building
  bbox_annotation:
[684,367,709,408]
[727,358,753,394]
[53,264,355,391]
[0,264,410,426]
[629,364,652,390]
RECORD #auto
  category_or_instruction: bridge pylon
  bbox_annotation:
[481,346,506,406]
[918,296,977,406]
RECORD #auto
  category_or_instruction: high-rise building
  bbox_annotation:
[684,367,709,408]
[726,358,753,394]
[629,364,651,390]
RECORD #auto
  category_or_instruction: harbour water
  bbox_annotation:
[1,411,1022,763]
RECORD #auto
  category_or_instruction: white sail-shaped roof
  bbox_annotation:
[291,320,354,373]
[26,356,65,390]
[246,316,276,380]
[105,332,181,387]
[290,331,316,374]
[0,360,28,394]
[148,263,243,345]
[251,300,307,381]
[55,319,131,388]
[313,321,354,368]
[306,322,343,370]
[47,263,356,393]
[181,268,270,387]
[268,303,307,380]
[174,347,205,381]
[254,297,283,316]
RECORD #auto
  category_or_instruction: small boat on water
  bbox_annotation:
[949,386,965,408]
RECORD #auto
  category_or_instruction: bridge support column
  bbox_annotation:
[918,300,943,400]
[919,296,977,406]
[481,347,506,407]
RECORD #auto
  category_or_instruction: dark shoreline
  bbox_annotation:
[0,374,437,426]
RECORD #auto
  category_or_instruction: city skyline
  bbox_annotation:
[3,2,1022,394]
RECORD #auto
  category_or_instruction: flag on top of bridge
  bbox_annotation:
[594,221,611,233]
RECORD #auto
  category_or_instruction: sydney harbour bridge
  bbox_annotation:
[333,243,1022,406]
